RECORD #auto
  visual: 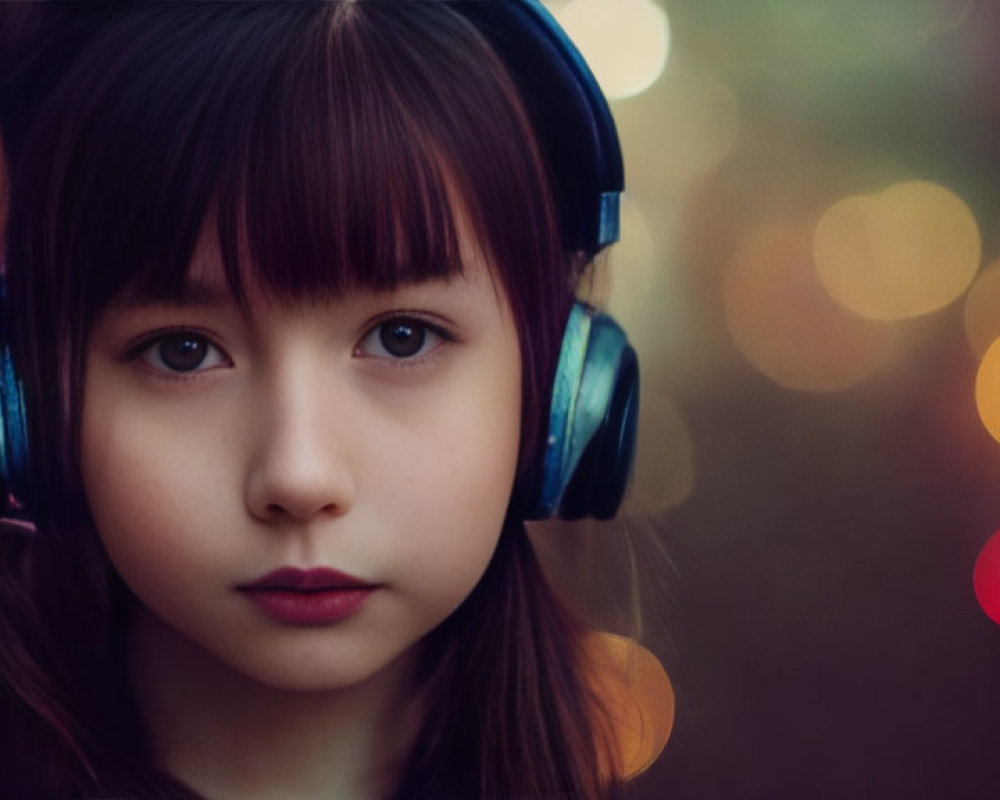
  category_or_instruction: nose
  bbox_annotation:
[244,367,356,524]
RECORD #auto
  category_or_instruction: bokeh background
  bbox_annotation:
[531,0,1000,797]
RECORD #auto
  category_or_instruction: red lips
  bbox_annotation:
[238,567,377,625]
[239,566,371,591]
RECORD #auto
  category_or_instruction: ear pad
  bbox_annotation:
[559,344,638,520]
[0,296,31,528]
[528,302,639,520]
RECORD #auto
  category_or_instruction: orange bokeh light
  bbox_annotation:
[964,259,1000,360]
[584,632,675,779]
[725,222,891,392]
[974,338,1000,444]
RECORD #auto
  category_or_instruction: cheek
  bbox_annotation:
[82,421,177,592]
[381,362,522,589]
[80,388,231,596]
[82,404,151,542]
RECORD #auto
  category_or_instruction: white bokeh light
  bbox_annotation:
[551,0,670,100]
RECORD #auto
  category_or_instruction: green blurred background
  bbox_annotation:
[534,1,1000,796]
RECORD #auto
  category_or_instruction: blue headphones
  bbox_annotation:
[455,0,638,520]
[0,274,31,531]
[0,0,638,526]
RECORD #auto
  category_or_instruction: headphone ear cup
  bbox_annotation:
[559,345,638,520]
[0,291,32,530]
[528,302,639,520]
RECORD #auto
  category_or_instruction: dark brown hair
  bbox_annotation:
[1,2,623,797]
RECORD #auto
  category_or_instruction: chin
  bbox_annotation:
[226,641,421,696]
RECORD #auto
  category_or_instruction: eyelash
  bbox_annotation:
[127,328,231,382]
[353,315,454,367]
[126,315,454,380]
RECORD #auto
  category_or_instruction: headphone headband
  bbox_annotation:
[454,0,624,256]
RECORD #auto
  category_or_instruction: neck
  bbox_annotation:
[127,605,421,800]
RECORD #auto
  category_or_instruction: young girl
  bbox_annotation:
[0,2,647,797]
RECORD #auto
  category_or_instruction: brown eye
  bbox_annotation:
[139,332,228,374]
[357,316,446,361]
[379,319,426,358]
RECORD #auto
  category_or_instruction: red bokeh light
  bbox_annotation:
[973,529,1000,625]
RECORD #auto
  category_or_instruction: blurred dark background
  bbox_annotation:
[534,1,1000,797]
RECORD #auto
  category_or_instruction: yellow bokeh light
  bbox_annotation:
[964,259,1000,360]
[975,338,1000,444]
[629,392,695,513]
[725,222,892,392]
[617,68,739,189]
[813,181,981,321]
[554,0,670,100]
[582,195,656,320]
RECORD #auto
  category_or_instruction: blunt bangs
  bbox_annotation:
[12,1,563,306]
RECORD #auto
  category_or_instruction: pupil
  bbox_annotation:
[380,320,425,358]
[159,335,207,371]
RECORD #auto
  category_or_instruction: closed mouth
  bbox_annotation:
[238,566,374,592]
[237,567,378,625]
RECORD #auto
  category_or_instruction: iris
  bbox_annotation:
[379,320,426,358]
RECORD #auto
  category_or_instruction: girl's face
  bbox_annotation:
[79,235,522,691]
